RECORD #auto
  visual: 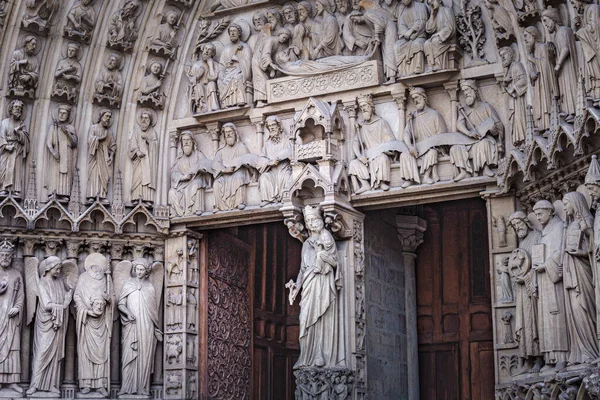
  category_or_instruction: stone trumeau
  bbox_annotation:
[0,0,600,398]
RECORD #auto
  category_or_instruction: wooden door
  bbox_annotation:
[201,231,254,400]
[416,198,494,400]
[237,223,301,400]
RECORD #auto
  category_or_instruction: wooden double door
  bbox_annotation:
[199,223,300,400]
[416,198,495,400]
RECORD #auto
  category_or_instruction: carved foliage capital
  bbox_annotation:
[65,240,83,259]
[396,215,427,253]
[22,238,37,257]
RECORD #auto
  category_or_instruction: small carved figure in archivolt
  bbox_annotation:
[138,61,165,109]
[8,35,40,99]
[25,256,79,396]
[22,0,59,32]
[74,253,114,397]
[149,9,181,59]
[64,0,97,43]
[94,53,124,107]
[52,42,83,103]
[113,258,163,396]
[0,240,24,394]
[107,0,141,52]
[44,104,78,200]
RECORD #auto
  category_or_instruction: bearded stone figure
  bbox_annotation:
[399,87,446,187]
[507,212,542,373]
[0,240,24,394]
[8,35,39,98]
[449,79,502,181]
[25,256,78,396]
[44,105,78,200]
[87,109,116,202]
[168,131,212,217]
[64,0,97,42]
[94,53,124,107]
[74,253,114,397]
[561,191,599,365]
[128,110,158,204]
[107,0,141,52]
[532,200,568,371]
[212,123,253,211]
[218,24,253,108]
[287,206,345,369]
[0,100,30,196]
[258,116,292,206]
[349,93,396,194]
[114,258,163,396]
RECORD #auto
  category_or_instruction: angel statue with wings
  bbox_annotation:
[114,258,163,396]
[25,256,78,396]
[74,253,114,397]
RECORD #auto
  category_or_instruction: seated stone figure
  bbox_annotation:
[169,131,212,217]
[394,0,429,77]
[449,79,503,181]
[149,10,179,58]
[94,53,123,107]
[399,87,446,186]
[423,0,456,72]
[349,94,397,193]
[218,24,253,108]
[64,0,97,43]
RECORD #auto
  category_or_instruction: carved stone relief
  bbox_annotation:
[64,0,97,43]
[8,35,40,99]
[93,53,124,108]
[22,0,59,33]
[0,100,30,197]
[86,109,116,202]
[138,61,166,109]
[129,109,159,204]
[52,42,83,103]
[44,104,78,200]
[107,0,142,52]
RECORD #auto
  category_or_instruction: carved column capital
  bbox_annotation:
[131,242,149,259]
[169,130,181,148]
[391,89,408,110]
[65,240,83,259]
[153,246,165,262]
[87,240,106,254]
[443,80,460,102]
[396,215,427,254]
[42,239,62,257]
[22,238,37,257]
[109,242,126,261]
[206,122,222,141]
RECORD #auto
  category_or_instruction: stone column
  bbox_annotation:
[343,101,358,169]
[63,240,82,390]
[109,242,125,394]
[206,122,222,154]
[250,116,265,150]
[444,81,459,132]
[392,88,408,140]
[396,215,427,400]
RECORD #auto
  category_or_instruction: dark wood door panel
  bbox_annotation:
[416,199,493,400]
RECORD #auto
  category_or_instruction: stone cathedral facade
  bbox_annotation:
[0,0,598,399]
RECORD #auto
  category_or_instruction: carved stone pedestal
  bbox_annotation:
[294,368,354,400]
[0,387,24,398]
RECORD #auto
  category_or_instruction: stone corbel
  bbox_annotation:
[396,214,427,400]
